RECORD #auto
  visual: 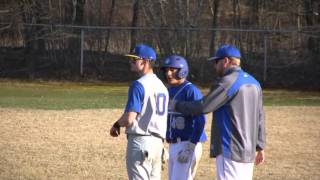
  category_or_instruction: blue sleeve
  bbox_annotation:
[125,81,144,113]
[186,85,207,144]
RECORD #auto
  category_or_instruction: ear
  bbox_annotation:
[141,60,150,69]
[138,60,145,66]
[222,57,229,67]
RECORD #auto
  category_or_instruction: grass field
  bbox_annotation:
[1,81,320,109]
[0,81,129,109]
[0,80,320,179]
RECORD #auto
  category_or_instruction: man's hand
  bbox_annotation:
[110,121,120,137]
[177,142,196,163]
[255,150,265,165]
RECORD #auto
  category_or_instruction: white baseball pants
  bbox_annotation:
[168,141,202,180]
[216,155,254,180]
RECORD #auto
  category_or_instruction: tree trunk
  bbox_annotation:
[232,0,241,47]
[19,0,48,78]
[105,0,116,52]
[209,0,220,56]
[69,0,85,75]
[304,0,319,54]
[130,0,140,51]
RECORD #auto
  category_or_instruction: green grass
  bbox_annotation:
[0,81,129,110]
[0,81,319,110]
[263,90,320,106]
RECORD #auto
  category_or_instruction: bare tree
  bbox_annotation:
[208,0,221,56]
[304,0,320,54]
[142,0,172,54]
[130,0,140,51]
[232,0,241,46]
[140,0,206,57]
[105,0,116,52]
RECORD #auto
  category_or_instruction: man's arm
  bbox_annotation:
[117,111,138,127]
[175,85,229,115]
[184,85,206,144]
[256,90,266,150]
[110,111,138,137]
[189,114,205,144]
[110,80,143,137]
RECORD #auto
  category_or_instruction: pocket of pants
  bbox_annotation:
[141,150,151,162]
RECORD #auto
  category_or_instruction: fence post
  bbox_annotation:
[80,29,84,76]
[263,34,267,82]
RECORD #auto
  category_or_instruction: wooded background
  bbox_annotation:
[0,0,319,89]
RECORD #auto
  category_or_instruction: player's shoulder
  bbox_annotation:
[137,73,160,83]
[138,74,167,92]
[131,79,142,86]
[184,81,201,93]
[130,80,144,91]
[182,81,203,99]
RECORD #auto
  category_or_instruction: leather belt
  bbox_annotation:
[167,137,189,144]
[150,132,164,142]
[127,133,164,142]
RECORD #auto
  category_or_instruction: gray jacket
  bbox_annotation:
[175,66,266,163]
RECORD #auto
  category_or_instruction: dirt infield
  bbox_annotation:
[0,107,319,180]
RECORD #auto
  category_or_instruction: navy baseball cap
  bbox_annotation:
[208,44,241,61]
[125,44,157,61]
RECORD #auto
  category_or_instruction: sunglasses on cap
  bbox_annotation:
[130,57,142,61]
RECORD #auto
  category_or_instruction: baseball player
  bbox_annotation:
[110,44,169,180]
[171,44,266,180]
[161,55,206,180]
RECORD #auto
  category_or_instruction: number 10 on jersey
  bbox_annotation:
[155,93,167,116]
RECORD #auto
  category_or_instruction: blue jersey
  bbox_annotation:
[166,81,207,144]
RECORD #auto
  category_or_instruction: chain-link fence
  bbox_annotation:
[0,23,319,88]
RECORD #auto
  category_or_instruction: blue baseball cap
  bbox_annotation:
[208,44,241,61]
[125,44,157,61]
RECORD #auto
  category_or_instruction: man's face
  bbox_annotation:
[164,67,185,86]
[213,57,225,77]
[129,58,145,73]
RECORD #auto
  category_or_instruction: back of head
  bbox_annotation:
[161,55,189,79]
[125,44,157,61]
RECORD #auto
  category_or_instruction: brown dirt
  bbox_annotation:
[0,107,319,180]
